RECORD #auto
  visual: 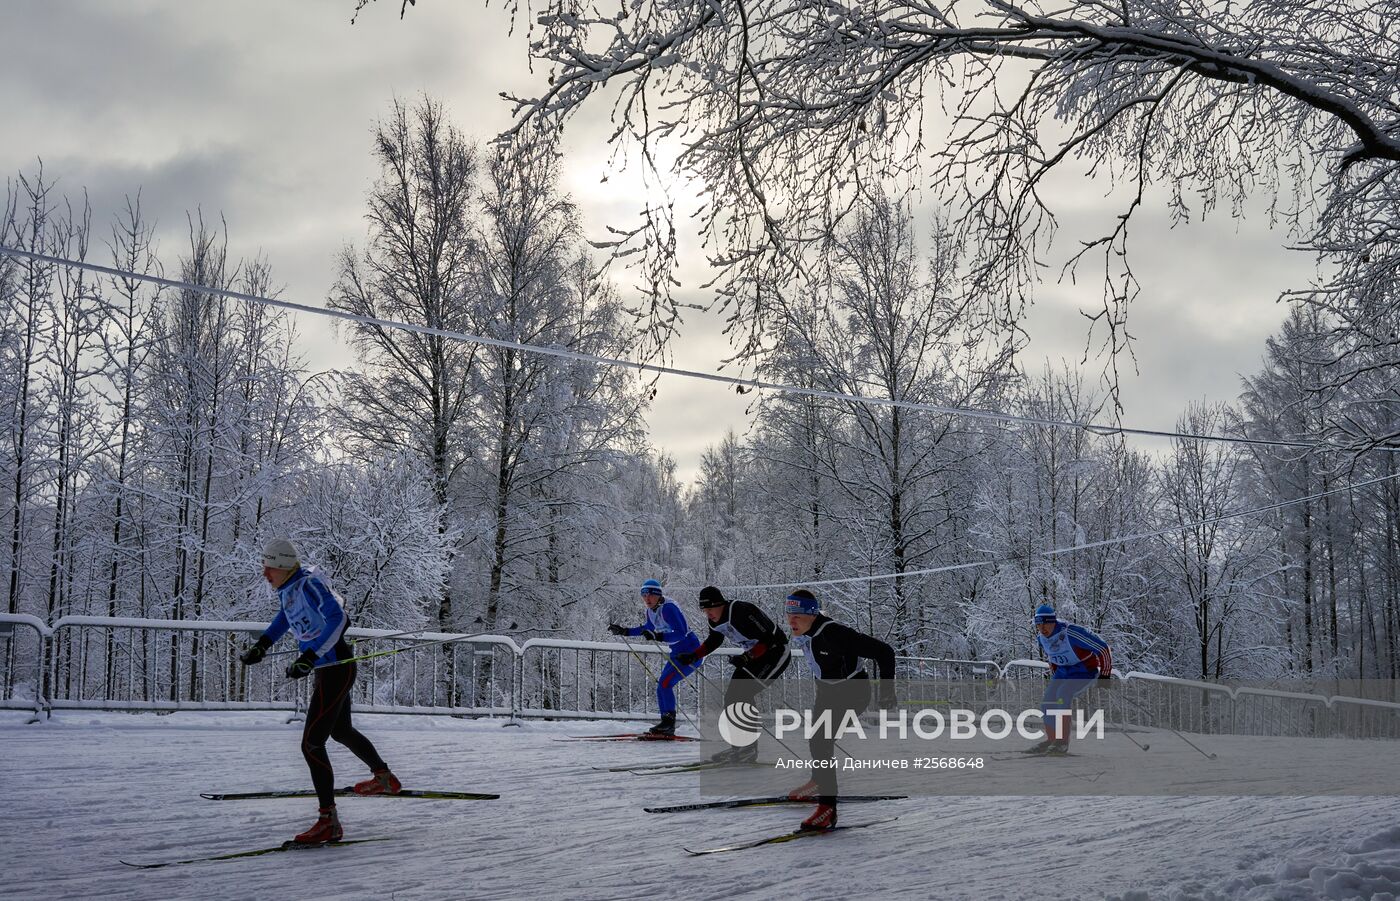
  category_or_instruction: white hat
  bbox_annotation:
[261,538,300,570]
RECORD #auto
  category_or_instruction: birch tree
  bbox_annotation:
[42,192,101,622]
[464,137,646,645]
[756,197,1010,647]
[331,96,479,639]
[1158,403,1285,679]
[97,196,159,625]
[3,168,56,618]
[92,195,161,695]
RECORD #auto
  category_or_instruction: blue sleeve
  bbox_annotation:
[661,602,689,637]
[625,607,655,637]
[262,608,289,645]
[304,576,347,658]
[1067,625,1108,652]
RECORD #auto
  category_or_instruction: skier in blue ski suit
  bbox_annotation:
[239,538,400,845]
[1030,603,1112,754]
[608,579,702,738]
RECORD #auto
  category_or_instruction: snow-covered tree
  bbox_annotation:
[330,95,480,638]
[2,167,56,618]
[383,0,1400,442]
[462,134,646,640]
[1157,403,1286,679]
[966,368,1155,666]
[292,454,453,630]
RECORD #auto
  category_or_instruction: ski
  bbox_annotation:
[988,750,1082,760]
[120,837,391,869]
[646,795,905,813]
[554,733,699,743]
[626,758,775,774]
[683,817,900,855]
[592,759,739,773]
[201,788,499,801]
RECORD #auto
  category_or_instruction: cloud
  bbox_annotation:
[1,1,1314,481]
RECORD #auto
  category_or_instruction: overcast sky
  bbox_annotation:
[2,0,1319,480]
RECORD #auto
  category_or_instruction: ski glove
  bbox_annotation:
[730,651,752,668]
[240,636,272,666]
[640,629,661,641]
[1097,672,1116,688]
[606,624,626,636]
[286,650,318,679]
[674,650,699,667]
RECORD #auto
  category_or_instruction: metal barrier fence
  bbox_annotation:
[515,639,822,722]
[5,616,1400,740]
[0,614,48,718]
[516,637,717,722]
[42,617,520,717]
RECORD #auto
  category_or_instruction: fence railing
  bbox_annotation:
[6,616,1400,740]
[0,614,48,717]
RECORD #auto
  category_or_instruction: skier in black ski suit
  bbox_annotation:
[674,586,791,763]
[784,588,896,832]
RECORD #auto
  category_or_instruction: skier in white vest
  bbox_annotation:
[1029,603,1113,756]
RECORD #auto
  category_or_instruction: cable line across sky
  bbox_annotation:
[0,245,1379,458]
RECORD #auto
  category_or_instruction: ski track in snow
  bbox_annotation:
[3,710,1397,900]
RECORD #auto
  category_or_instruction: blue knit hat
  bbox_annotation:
[784,589,820,616]
[1033,603,1057,625]
[640,578,664,597]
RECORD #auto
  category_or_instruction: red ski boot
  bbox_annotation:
[800,803,838,831]
[353,768,402,796]
[293,806,344,845]
[787,779,819,801]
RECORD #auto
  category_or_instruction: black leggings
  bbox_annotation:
[724,646,791,708]
[810,678,871,805]
[302,642,387,808]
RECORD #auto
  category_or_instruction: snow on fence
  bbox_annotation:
[6,617,1400,740]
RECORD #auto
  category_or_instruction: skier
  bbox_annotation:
[783,588,896,831]
[608,578,703,738]
[239,538,402,845]
[1028,603,1113,755]
[673,585,791,763]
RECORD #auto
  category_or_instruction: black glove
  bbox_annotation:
[1097,672,1116,688]
[607,624,626,636]
[730,651,753,669]
[240,636,272,666]
[640,629,661,641]
[674,650,699,667]
[286,650,318,679]
[876,681,897,709]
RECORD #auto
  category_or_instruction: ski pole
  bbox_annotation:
[1116,685,1218,760]
[615,634,708,739]
[687,652,817,762]
[313,630,501,670]
[1118,727,1151,753]
[264,626,437,659]
[688,643,884,768]
[1091,675,1151,752]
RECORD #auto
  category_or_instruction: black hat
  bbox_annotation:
[697,586,728,608]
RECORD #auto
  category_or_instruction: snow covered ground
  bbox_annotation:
[4,710,1399,900]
